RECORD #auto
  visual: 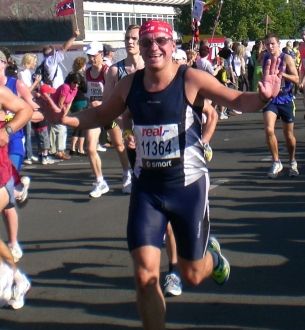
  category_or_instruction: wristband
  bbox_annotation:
[203,143,213,162]
[259,93,272,104]
[123,129,133,139]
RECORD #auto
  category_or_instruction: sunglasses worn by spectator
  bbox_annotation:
[139,37,173,48]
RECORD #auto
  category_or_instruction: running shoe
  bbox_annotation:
[0,263,14,308]
[89,180,109,198]
[7,274,31,309]
[8,243,23,263]
[42,156,54,165]
[97,144,107,152]
[219,113,228,120]
[164,273,182,296]
[122,172,132,194]
[289,161,299,177]
[15,176,30,204]
[268,161,283,178]
[207,236,230,286]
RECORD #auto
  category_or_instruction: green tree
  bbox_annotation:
[175,0,305,41]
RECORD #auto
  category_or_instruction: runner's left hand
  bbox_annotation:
[258,57,282,99]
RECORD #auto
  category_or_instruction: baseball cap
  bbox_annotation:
[86,41,104,55]
[174,49,187,60]
[40,84,56,94]
[104,44,115,54]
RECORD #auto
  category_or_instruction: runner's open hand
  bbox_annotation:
[258,57,282,99]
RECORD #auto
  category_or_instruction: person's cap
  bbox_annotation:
[40,84,56,94]
[0,50,7,62]
[85,41,104,55]
[224,38,233,47]
[139,20,173,38]
[174,49,187,60]
[104,44,115,53]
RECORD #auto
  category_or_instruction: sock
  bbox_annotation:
[210,251,219,270]
[97,176,104,183]
[123,170,130,177]
[169,263,179,275]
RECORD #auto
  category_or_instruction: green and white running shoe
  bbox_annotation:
[207,236,230,285]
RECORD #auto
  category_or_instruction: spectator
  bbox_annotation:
[50,72,82,160]
[41,29,80,154]
[18,53,42,165]
[173,49,187,65]
[103,44,116,66]
[68,56,88,156]
[196,45,221,76]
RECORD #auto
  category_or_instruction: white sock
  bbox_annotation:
[123,170,130,177]
[97,176,104,183]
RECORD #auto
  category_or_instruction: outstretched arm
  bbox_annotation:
[186,57,282,113]
[38,76,131,130]
[61,29,80,54]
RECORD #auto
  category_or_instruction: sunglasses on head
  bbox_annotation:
[139,37,173,48]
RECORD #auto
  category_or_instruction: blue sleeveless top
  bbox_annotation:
[126,65,208,189]
[263,52,293,104]
[6,77,25,157]
[117,60,128,81]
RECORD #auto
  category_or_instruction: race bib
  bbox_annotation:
[87,81,103,102]
[134,124,180,169]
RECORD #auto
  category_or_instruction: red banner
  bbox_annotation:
[56,0,75,17]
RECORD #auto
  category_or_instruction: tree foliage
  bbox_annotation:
[175,0,305,41]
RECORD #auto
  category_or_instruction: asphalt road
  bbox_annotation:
[0,97,304,330]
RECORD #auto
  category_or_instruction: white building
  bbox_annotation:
[83,0,190,48]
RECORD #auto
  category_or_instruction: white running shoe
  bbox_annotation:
[219,113,228,120]
[89,180,109,198]
[0,262,14,307]
[8,243,23,263]
[42,156,54,165]
[97,144,107,152]
[122,172,132,194]
[164,273,182,296]
[7,274,31,309]
[268,161,283,178]
[289,161,299,177]
[15,176,30,204]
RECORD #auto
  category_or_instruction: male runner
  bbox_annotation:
[0,85,32,309]
[85,41,132,197]
[262,33,299,178]
[40,20,282,330]
[104,24,184,296]
[0,49,41,262]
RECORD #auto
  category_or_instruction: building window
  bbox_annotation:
[84,11,176,32]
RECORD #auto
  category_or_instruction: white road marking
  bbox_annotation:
[209,179,229,191]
